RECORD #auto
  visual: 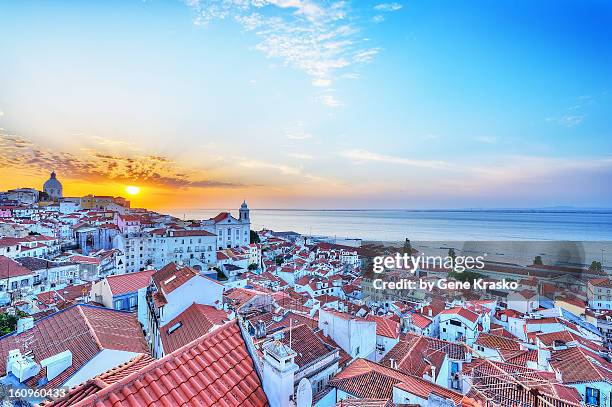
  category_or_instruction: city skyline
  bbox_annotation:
[1,0,611,210]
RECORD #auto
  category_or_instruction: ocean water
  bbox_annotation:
[167,209,612,242]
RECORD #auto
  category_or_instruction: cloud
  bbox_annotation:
[238,158,301,175]
[288,152,315,160]
[373,3,402,12]
[546,114,585,127]
[474,136,498,144]
[372,15,385,23]
[286,132,313,140]
[318,94,342,107]
[0,132,242,189]
[312,78,332,87]
[0,110,4,117]
[353,48,380,63]
[340,148,448,169]
[186,0,390,93]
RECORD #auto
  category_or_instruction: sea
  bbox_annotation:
[166,209,612,242]
[163,209,612,267]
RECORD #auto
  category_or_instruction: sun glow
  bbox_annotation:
[126,185,141,195]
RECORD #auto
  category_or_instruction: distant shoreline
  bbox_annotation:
[164,208,612,214]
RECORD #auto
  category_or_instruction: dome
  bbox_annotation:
[241,200,248,209]
[43,171,63,200]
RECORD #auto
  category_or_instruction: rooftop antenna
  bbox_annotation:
[289,317,293,351]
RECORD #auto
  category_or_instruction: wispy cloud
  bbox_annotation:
[0,132,242,189]
[288,152,315,160]
[340,148,448,169]
[474,136,498,144]
[373,3,403,12]
[318,94,342,107]
[546,114,585,127]
[286,132,313,140]
[186,0,395,106]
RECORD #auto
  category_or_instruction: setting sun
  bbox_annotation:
[125,185,140,195]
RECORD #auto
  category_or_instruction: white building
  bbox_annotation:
[318,308,376,360]
[146,262,224,358]
[201,201,250,249]
[438,307,480,345]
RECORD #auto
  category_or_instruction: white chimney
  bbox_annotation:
[6,349,41,383]
[430,365,436,382]
[262,341,298,407]
[41,350,73,381]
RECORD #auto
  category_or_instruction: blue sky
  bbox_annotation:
[0,0,610,209]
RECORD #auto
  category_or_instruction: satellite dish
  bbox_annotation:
[296,378,313,407]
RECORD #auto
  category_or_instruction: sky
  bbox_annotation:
[0,0,611,210]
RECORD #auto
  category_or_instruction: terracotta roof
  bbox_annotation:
[152,262,203,295]
[330,358,466,404]
[0,255,34,278]
[440,307,479,323]
[463,358,582,406]
[589,277,612,288]
[0,305,148,389]
[212,212,230,223]
[380,334,446,376]
[106,269,154,296]
[474,332,521,351]
[549,346,612,384]
[160,303,229,354]
[366,315,400,339]
[42,354,156,407]
[410,312,433,329]
[258,324,333,368]
[66,320,267,406]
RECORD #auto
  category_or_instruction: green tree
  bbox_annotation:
[275,255,284,266]
[248,263,258,271]
[533,256,543,265]
[250,230,260,244]
[590,261,603,272]
[448,248,456,259]
[0,313,19,335]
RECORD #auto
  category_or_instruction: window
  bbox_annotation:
[450,320,462,327]
[585,387,599,405]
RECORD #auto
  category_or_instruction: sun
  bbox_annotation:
[125,185,140,195]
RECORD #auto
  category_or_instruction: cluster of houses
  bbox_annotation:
[1,179,611,406]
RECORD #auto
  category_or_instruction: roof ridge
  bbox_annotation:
[77,306,104,351]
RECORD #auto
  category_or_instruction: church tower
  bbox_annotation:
[239,200,249,222]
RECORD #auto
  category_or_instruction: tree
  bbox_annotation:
[0,313,19,335]
[248,263,258,271]
[533,256,543,266]
[448,248,456,259]
[250,230,260,244]
[590,261,603,272]
[275,255,284,266]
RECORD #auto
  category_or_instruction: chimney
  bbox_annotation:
[262,340,298,407]
[554,368,563,383]
[6,349,41,383]
[41,350,73,381]
[430,365,436,382]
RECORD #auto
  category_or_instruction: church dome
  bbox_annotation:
[43,171,63,200]
[241,200,248,209]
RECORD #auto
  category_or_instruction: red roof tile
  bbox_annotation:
[160,303,229,354]
[440,307,479,323]
[106,269,154,296]
[0,305,148,389]
[0,255,34,278]
[68,320,267,407]
[366,315,400,339]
